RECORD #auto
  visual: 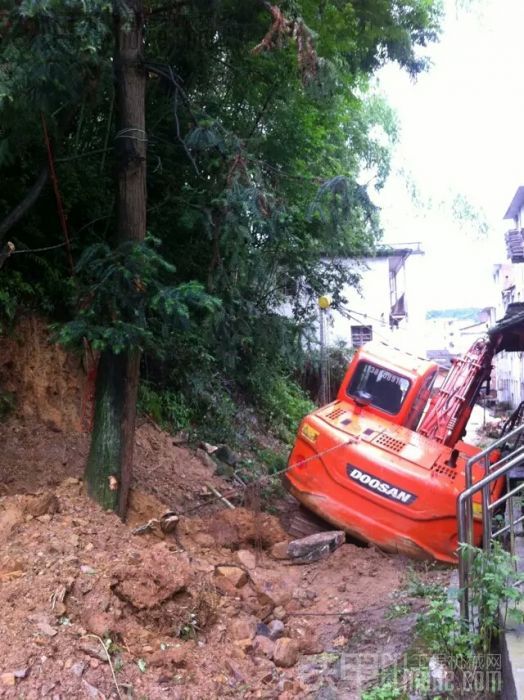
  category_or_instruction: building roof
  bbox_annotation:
[489,303,524,352]
[427,348,453,360]
[504,186,524,220]
[426,349,453,369]
[374,244,423,258]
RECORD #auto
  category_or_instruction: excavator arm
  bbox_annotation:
[418,338,495,447]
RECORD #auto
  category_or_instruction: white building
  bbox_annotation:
[325,243,428,354]
[425,309,496,360]
[493,187,524,408]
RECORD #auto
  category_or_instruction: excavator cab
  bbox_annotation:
[339,343,438,429]
[285,340,503,563]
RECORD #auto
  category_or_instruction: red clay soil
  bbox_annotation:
[0,417,449,700]
[0,417,234,511]
[0,321,449,698]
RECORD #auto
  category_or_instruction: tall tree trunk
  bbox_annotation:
[84,0,146,518]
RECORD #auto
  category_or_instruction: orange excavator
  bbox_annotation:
[286,334,507,563]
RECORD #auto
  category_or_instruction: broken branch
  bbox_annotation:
[206,483,235,510]
[252,4,319,84]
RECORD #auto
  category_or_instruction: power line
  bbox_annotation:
[335,304,452,370]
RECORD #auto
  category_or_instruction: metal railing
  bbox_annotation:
[458,423,524,624]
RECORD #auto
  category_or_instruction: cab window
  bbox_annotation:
[405,369,438,430]
[347,362,411,415]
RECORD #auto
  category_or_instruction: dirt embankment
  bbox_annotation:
[0,317,85,432]
[0,319,448,699]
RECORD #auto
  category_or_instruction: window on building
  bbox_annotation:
[351,325,373,347]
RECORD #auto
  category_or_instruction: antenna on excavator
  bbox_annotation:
[318,295,332,405]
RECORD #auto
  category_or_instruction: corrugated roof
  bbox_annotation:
[489,303,524,352]
[426,349,453,369]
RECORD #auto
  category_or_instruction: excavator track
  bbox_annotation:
[287,505,332,539]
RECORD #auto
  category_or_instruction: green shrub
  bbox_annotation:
[254,374,315,443]
[464,540,524,653]
[138,383,192,433]
[361,681,406,700]
[0,270,59,331]
[364,542,522,699]
[138,377,238,445]
[298,340,354,402]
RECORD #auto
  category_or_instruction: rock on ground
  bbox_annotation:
[287,531,345,562]
[273,638,300,668]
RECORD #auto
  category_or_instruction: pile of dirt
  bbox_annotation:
[0,317,252,512]
[0,417,234,517]
[132,421,236,513]
[0,472,448,699]
[0,419,88,494]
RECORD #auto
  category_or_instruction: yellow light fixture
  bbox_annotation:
[318,294,332,310]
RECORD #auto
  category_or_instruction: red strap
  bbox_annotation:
[41,113,74,274]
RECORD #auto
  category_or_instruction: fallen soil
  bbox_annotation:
[0,320,449,698]
[0,417,449,700]
[0,417,233,510]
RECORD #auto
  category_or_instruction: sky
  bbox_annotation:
[375,0,524,310]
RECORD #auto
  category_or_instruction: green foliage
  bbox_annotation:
[251,373,315,443]
[299,340,354,402]
[464,541,524,653]
[0,271,34,327]
[0,269,66,329]
[417,595,474,666]
[0,0,443,440]
[366,543,521,699]
[385,602,411,620]
[56,237,219,354]
[138,377,238,445]
[417,542,524,660]
[362,680,406,700]
[138,383,192,434]
[405,568,446,599]
[243,445,289,500]
[251,447,288,476]
[0,388,14,420]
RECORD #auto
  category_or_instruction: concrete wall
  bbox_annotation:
[493,258,524,408]
[496,351,524,408]
[328,257,391,345]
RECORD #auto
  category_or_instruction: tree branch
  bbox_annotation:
[248,80,278,138]
[0,166,48,244]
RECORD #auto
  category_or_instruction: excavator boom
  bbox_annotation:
[418,338,494,446]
